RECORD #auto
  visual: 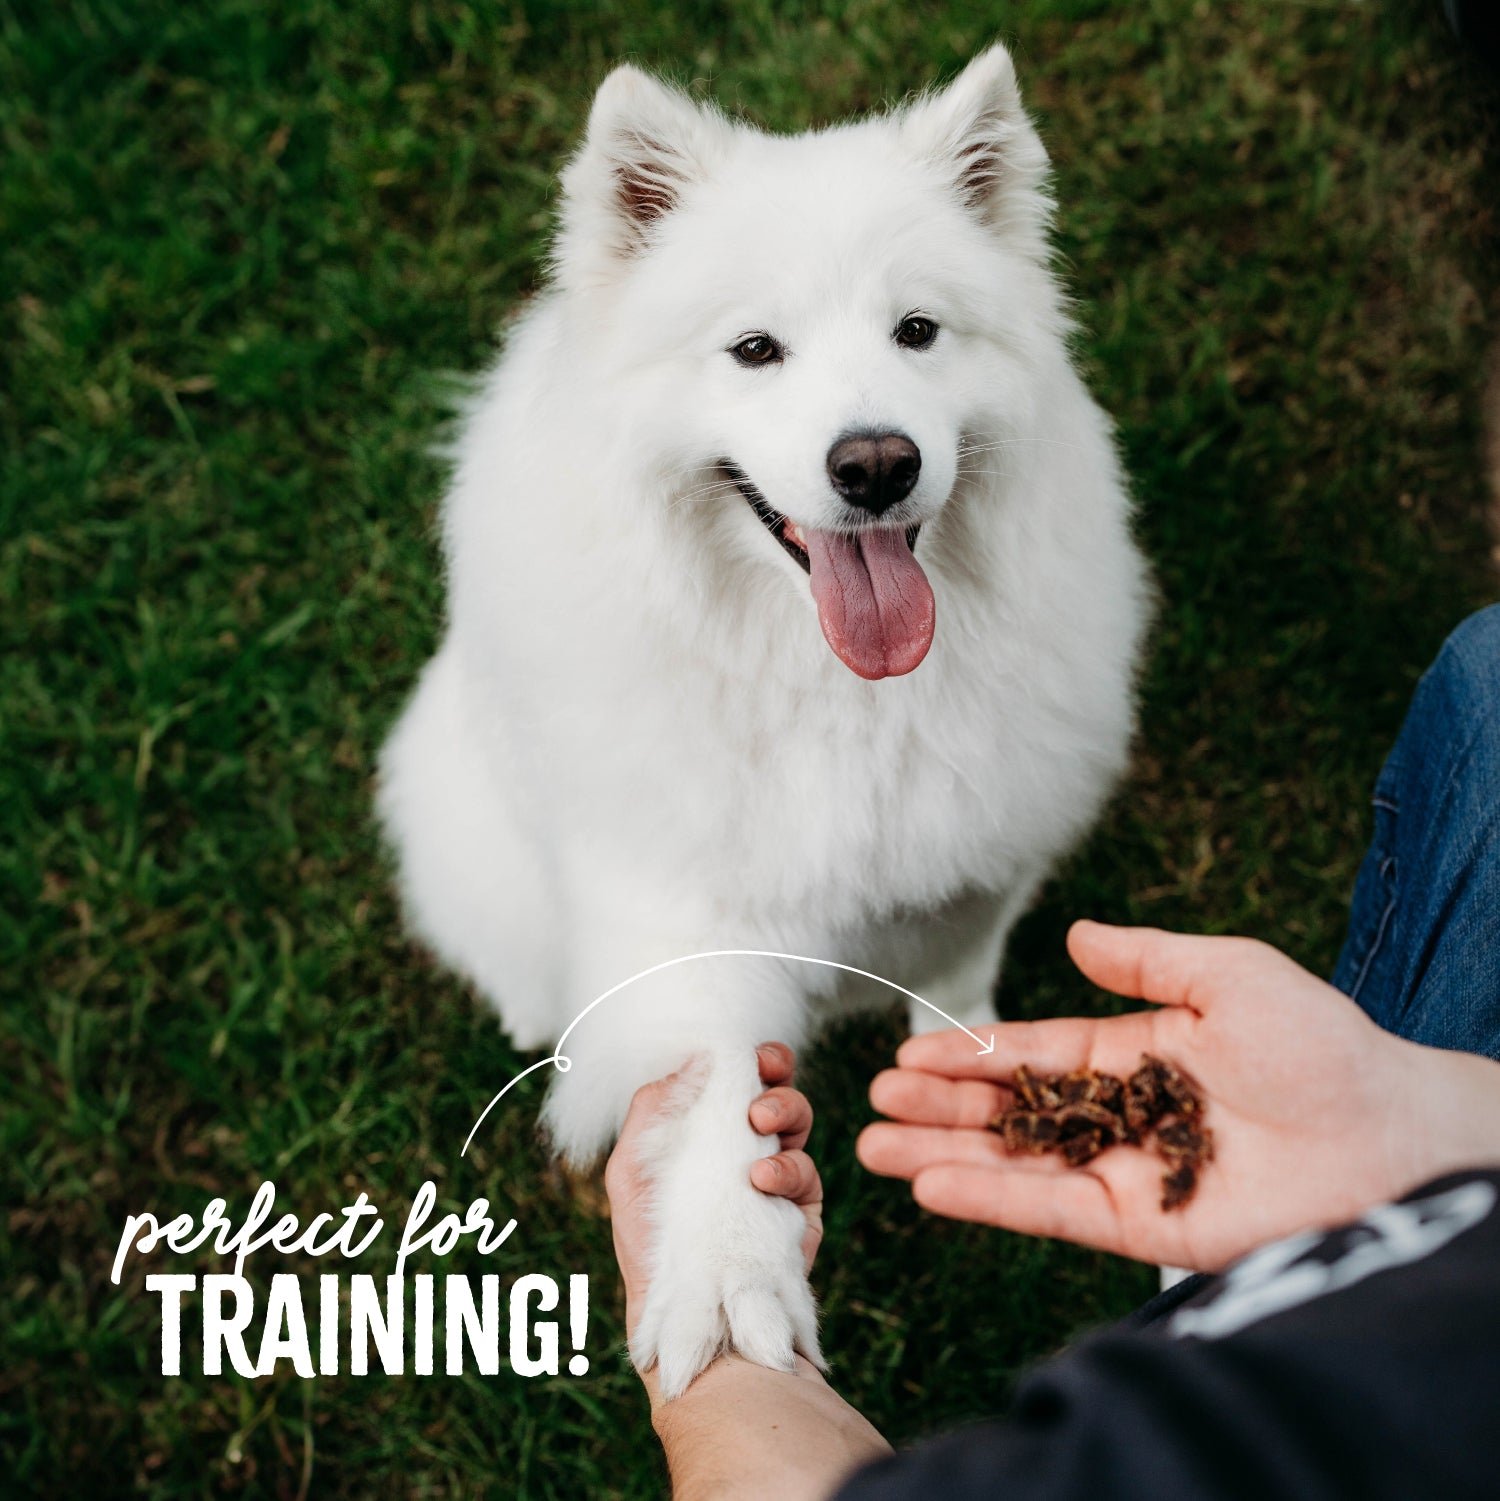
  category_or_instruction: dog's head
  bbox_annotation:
[553,48,1059,680]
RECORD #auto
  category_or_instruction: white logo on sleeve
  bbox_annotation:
[1169,1180,1497,1341]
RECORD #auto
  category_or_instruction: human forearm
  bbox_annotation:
[645,1354,891,1501]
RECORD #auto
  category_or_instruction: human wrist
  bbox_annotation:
[644,1351,829,1425]
[1403,1040,1500,1187]
[643,1352,887,1501]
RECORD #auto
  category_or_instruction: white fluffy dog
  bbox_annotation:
[378,45,1149,1397]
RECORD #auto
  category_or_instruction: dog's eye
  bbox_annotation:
[894,315,938,350]
[730,334,783,367]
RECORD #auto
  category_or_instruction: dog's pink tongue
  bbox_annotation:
[805,527,935,680]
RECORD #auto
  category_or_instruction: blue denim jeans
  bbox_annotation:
[1332,604,1500,1061]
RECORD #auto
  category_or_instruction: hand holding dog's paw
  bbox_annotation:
[631,1168,821,1398]
[606,1044,825,1400]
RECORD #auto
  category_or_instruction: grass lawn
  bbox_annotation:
[3,0,1498,1495]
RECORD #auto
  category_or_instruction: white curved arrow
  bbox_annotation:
[460,948,994,1156]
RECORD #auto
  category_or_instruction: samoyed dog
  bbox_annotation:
[378,45,1149,1396]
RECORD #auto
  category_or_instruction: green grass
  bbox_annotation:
[3,0,1498,1494]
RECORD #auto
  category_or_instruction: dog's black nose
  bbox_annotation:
[826,432,921,516]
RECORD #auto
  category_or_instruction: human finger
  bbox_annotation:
[1066,920,1271,1014]
[856,1120,1072,1181]
[896,1007,1182,1084]
[868,1066,1009,1127]
[910,1161,1134,1256]
[895,1016,1104,1079]
[749,1084,813,1151]
[750,1148,822,1206]
[756,1041,796,1087]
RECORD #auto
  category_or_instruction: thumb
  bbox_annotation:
[1066,920,1244,1013]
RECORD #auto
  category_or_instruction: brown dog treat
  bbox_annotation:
[1156,1060,1203,1120]
[1157,1118,1215,1167]
[1058,1099,1125,1142]
[988,1055,1210,1210]
[1012,1063,1062,1112]
[997,1111,1062,1154]
[1009,1063,1040,1110]
[1123,1056,1172,1136]
[1161,1162,1198,1212]
[1057,1069,1126,1112]
[1056,1070,1094,1105]
[1092,1072,1125,1114]
[1060,1126,1108,1167]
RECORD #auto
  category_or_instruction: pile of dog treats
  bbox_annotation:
[989,1054,1214,1211]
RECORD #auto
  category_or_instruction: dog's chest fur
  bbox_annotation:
[448,483,1125,947]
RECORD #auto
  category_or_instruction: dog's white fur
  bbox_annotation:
[378,47,1150,1397]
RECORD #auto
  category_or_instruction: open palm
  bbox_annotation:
[858,921,1471,1271]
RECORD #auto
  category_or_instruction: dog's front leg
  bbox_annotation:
[623,1045,823,1399]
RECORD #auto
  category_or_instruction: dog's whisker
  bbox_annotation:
[667,497,726,513]
[658,462,728,488]
[667,470,737,492]
[670,480,740,503]
[956,438,1085,456]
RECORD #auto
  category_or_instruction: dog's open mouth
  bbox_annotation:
[722,462,922,574]
[721,461,810,571]
[720,460,934,681]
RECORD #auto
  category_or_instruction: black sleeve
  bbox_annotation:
[835,1170,1500,1501]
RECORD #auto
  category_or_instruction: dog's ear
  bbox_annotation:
[556,65,728,276]
[899,45,1051,240]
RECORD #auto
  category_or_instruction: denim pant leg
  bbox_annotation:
[1332,603,1500,1060]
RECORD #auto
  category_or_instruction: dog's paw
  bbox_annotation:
[630,1175,822,1400]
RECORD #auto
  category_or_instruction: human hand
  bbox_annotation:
[859,920,1500,1271]
[745,1043,825,1277]
[605,1042,823,1343]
